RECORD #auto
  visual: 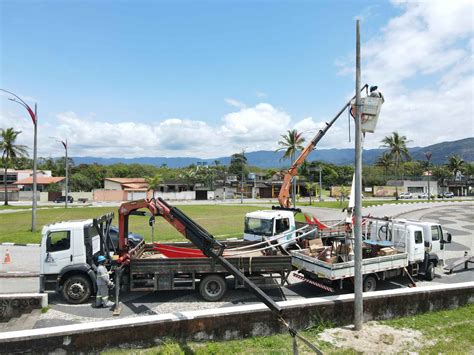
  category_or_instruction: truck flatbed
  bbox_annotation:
[291,249,408,280]
[128,241,292,293]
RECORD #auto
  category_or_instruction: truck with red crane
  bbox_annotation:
[39,198,297,306]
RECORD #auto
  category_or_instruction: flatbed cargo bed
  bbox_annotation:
[291,249,408,280]
[127,241,292,292]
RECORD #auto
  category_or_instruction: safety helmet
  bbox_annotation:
[97,255,106,263]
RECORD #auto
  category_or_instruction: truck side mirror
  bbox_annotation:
[446,233,452,243]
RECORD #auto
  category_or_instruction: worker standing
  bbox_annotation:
[95,255,114,308]
[369,85,385,103]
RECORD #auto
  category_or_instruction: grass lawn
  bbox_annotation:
[299,199,467,209]
[0,205,263,244]
[0,205,50,210]
[103,304,474,354]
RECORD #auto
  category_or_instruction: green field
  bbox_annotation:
[103,304,474,354]
[0,205,263,244]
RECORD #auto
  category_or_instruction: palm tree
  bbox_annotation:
[1,128,28,205]
[276,129,305,206]
[375,152,393,180]
[446,155,464,180]
[381,132,411,199]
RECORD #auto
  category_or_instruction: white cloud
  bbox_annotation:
[339,0,473,148]
[224,98,246,109]
[1,103,315,158]
[256,91,267,98]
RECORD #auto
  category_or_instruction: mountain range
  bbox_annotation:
[72,137,473,168]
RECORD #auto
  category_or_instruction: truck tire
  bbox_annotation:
[363,275,377,292]
[425,262,435,281]
[62,275,92,304]
[199,274,227,302]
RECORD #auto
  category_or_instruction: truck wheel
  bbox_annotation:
[363,275,377,292]
[425,262,435,281]
[199,275,227,302]
[62,275,92,304]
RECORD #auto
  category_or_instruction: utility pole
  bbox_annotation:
[353,19,364,331]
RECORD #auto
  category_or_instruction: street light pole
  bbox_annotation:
[425,152,432,201]
[318,167,322,201]
[62,140,68,208]
[32,104,38,229]
[0,89,38,232]
[353,19,364,331]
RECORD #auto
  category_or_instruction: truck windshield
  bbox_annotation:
[244,217,274,236]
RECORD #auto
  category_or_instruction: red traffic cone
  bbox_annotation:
[3,249,11,264]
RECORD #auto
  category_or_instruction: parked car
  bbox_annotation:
[417,192,435,199]
[108,226,144,249]
[399,192,413,199]
[54,196,74,203]
[438,191,454,198]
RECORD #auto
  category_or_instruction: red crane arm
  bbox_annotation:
[277,84,368,208]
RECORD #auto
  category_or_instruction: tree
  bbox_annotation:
[375,152,393,179]
[305,182,319,205]
[446,155,464,180]
[276,129,305,205]
[381,131,411,199]
[0,128,28,205]
[229,151,248,181]
[146,174,163,197]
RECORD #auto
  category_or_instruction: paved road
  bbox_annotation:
[1,201,472,330]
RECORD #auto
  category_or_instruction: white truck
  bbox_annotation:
[243,209,315,251]
[291,218,451,292]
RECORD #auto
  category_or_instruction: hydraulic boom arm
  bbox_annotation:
[278,84,368,208]
[117,197,282,314]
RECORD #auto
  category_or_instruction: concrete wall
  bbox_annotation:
[153,191,196,200]
[93,189,126,202]
[0,191,19,202]
[0,294,47,322]
[1,282,472,353]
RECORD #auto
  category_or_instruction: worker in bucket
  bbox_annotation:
[95,255,115,308]
[369,85,385,103]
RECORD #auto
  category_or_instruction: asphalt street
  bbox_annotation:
[1,201,472,330]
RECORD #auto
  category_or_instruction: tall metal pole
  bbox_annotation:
[425,152,432,201]
[32,104,38,232]
[318,168,322,201]
[65,140,68,208]
[353,20,364,331]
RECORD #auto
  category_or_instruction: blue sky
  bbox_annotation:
[1,1,472,158]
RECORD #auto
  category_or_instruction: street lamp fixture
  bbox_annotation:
[0,89,38,232]
[50,137,69,208]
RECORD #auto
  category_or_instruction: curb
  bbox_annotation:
[0,272,39,278]
[0,243,40,247]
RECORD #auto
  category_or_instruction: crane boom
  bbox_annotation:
[117,197,282,314]
[277,84,368,208]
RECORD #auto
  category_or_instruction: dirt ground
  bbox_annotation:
[318,321,434,353]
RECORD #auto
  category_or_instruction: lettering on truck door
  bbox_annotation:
[43,229,73,274]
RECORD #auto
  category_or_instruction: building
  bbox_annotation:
[0,169,57,201]
[13,176,65,192]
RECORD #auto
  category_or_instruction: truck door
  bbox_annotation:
[42,229,73,275]
[430,225,442,253]
[412,230,425,262]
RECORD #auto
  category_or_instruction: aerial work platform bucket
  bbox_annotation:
[351,96,383,133]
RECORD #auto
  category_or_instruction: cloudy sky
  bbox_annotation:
[1,0,472,159]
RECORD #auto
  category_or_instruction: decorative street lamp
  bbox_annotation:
[0,89,38,232]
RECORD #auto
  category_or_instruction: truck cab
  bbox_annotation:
[394,219,451,261]
[243,210,297,250]
[40,219,105,304]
